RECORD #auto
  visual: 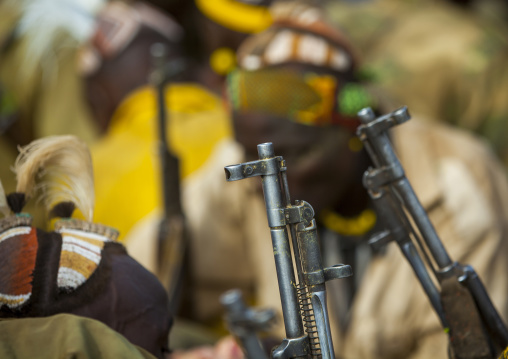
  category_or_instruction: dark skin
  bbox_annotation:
[233,110,371,217]
[232,62,371,217]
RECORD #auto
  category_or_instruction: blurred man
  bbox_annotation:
[80,1,272,355]
[81,0,274,241]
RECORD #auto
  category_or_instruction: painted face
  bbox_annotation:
[233,110,361,214]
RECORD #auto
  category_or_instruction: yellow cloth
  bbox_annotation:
[195,0,272,34]
[92,84,232,241]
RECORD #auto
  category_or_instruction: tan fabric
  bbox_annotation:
[0,0,99,144]
[0,43,97,143]
[126,117,508,358]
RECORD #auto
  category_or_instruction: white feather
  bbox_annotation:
[14,135,95,221]
[3,0,105,82]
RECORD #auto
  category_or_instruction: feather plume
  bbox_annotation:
[0,180,10,217]
[2,0,105,83]
[14,135,95,221]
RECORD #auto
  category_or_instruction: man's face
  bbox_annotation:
[233,111,359,214]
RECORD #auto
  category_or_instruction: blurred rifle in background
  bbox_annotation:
[225,142,353,359]
[150,43,187,315]
[221,289,276,359]
[357,106,508,359]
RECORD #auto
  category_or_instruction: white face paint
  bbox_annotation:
[264,30,294,65]
[298,34,328,66]
[242,55,262,71]
[330,49,352,72]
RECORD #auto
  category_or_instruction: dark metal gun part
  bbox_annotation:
[225,142,353,359]
[221,289,276,359]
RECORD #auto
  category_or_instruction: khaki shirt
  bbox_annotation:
[127,118,508,358]
[0,314,156,359]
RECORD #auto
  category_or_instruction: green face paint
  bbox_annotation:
[338,83,375,117]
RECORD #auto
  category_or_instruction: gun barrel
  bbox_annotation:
[368,186,447,326]
[256,143,305,340]
[394,178,452,269]
[357,107,452,269]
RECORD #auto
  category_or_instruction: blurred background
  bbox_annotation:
[2,0,508,357]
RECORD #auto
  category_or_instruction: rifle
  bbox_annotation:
[221,289,276,359]
[225,142,353,359]
[356,106,508,359]
[150,43,187,315]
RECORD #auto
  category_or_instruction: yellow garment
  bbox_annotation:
[92,84,232,241]
[319,208,376,237]
[195,0,272,34]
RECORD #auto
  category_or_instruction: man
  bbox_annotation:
[127,2,508,358]
[81,0,270,241]
[0,133,243,359]
[0,135,172,358]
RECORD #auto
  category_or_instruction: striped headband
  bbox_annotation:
[237,1,358,73]
[0,215,118,312]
